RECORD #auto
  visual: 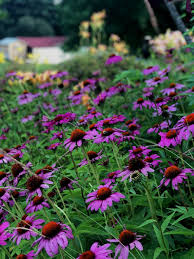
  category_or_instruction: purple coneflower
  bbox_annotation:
[79,150,103,167]
[64,129,88,151]
[21,115,34,123]
[0,171,8,185]
[86,184,125,212]
[158,129,182,147]
[147,121,170,134]
[174,113,194,140]
[11,162,32,186]
[159,165,193,190]
[153,104,176,118]
[0,154,11,164]
[0,221,11,245]
[107,229,144,259]
[146,76,168,87]
[128,146,151,159]
[16,251,35,259]
[144,154,162,168]
[60,177,76,191]
[25,196,50,213]
[105,54,123,65]
[158,65,171,76]
[142,65,159,75]
[118,158,154,181]
[26,172,53,199]
[94,128,122,144]
[32,221,73,257]
[0,188,11,205]
[12,215,44,245]
[133,98,152,110]
[161,82,185,95]
[47,142,62,150]
[77,242,112,259]
[102,170,120,184]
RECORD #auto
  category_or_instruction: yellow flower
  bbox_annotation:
[80,21,90,30]
[98,44,107,51]
[80,31,90,39]
[0,52,5,63]
[89,47,97,54]
[110,34,120,42]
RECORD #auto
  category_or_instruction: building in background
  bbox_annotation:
[0,36,69,64]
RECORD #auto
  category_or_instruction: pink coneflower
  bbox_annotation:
[118,158,154,181]
[16,251,35,259]
[64,129,88,151]
[142,65,160,75]
[129,146,151,159]
[0,154,11,164]
[0,221,11,245]
[47,142,62,150]
[174,113,194,140]
[0,171,8,185]
[144,154,162,168]
[93,92,107,105]
[153,104,176,118]
[158,129,182,147]
[68,90,83,105]
[0,188,11,205]
[21,115,34,123]
[147,121,170,134]
[117,131,134,144]
[133,98,152,110]
[50,131,64,140]
[79,150,103,167]
[26,172,53,199]
[32,221,73,257]
[101,170,120,184]
[11,162,32,186]
[161,82,185,95]
[159,165,193,190]
[77,242,112,259]
[146,76,168,87]
[25,196,50,213]
[94,128,122,144]
[12,215,44,245]
[127,123,141,136]
[107,229,144,258]
[143,87,154,97]
[60,177,76,191]
[105,54,123,65]
[0,134,7,140]
[153,97,167,108]
[158,65,171,76]
[86,184,125,212]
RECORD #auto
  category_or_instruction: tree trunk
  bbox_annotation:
[144,0,160,33]
[163,0,192,44]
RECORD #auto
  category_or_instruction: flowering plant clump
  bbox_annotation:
[0,31,193,259]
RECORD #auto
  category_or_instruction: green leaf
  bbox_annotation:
[161,212,175,232]
[172,208,194,225]
[164,229,194,236]
[153,247,164,259]
[137,219,156,228]
[153,225,165,250]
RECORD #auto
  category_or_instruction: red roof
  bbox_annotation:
[17,37,66,48]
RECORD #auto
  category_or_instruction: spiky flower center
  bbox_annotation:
[11,190,19,198]
[147,66,153,69]
[128,158,145,171]
[155,97,163,103]
[79,251,95,259]
[0,171,6,180]
[0,154,4,159]
[26,176,43,192]
[166,129,177,139]
[169,92,177,97]
[89,123,96,130]
[153,123,159,128]
[60,177,71,188]
[42,221,61,238]
[133,147,142,154]
[17,220,31,234]
[109,53,116,57]
[128,124,137,131]
[165,166,181,179]
[70,129,86,142]
[108,172,116,179]
[0,188,5,197]
[42,165,53,173]
[184,113,194,125]
[11,164,23,177]
[101,128,114,136]
[162,105,168,110]
[122,131,130,136]
[144,157,153,163]
[137,98,144,104]
[16,255,27,259]
[97,187,112,200]
[33,196,44,205]
[125,120,133,125]
[73,90,81,96]
[103,119,110,126]
[154,77,161,82]
[54,115,63,122]
[119,230,136,246]
[169,82,176,88]
[87,151,98,160]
